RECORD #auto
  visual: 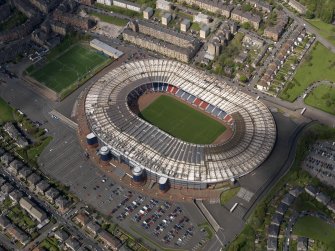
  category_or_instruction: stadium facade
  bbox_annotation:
[85,59,276,189]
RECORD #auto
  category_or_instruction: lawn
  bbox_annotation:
[28,44,110,93]
[305,85,335,115]
[0,9,27,32]
[95,3,141,18]
[280,42,335,102]
[190,22,201,31]
[306,19,335,46]
[220,187,240,205]
[27,136,53,160]
[7,206,36,230]
[139,95,226,144]
[40,237,60,251]
[0,97,14,124]
[90,12,128,26]
[293,216,335,248]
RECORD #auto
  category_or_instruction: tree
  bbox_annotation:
[305,10,315,19]
[239,75,248,83]
[320,8,334,23]
[242,22,251,30]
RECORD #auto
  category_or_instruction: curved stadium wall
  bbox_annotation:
[85,59,276,189]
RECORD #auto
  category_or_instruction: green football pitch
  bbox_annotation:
[139,95,226,144]
[29,44,110,93]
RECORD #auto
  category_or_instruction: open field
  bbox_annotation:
[293,216,335,248]
[306,18,335,46]
[28,44,110,93]
[139,95,226,144]
[305,85,335,115]
[280,42,335,102]
[90,12,128,26]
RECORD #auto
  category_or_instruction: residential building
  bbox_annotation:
[55,196,71,211]
[3,123,29,148]
[65,238,81,251]
[1,183,14,194]
[98,230,122,250]
[45,187,60,202]
[143,7,153,20]
[1,153,14,166]
[242,33,264,48]
[180,19,190,32]
[271,213,283,226]
[287,0,307,14]
[176,0,233,18]
[268,224,279,238]
[9,189,23,203]
[297,236,308,251]
[0,177,6,187]
[246,0,272,13]
[0,148,5,156]
[54,229,69,242]
[161,12,172,26]
[275,203,288,215]
[156,0,171,11]
[81,0,95,5]
[19,197,48,223]
[200,25,209,38]
[267,236,278,251]
[36,179,51,194]
[327,201,335,213]
[18,166,33,180]
[264,11,288,41]
[124,20,201,63]
[305,185,318,197]
[86,221,101,236]
[316,192,331,205]
[231,8,261,30]
[29,0,61,14]
[113,0,141,12]
[8,160,23,175]
[0,216,10,229]
[194,12,209,24]
[27,173,42,187]
[281,193,295,206]
[7,225,30,245]
[75,213,90,226]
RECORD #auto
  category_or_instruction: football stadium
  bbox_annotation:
[84,59,276,189]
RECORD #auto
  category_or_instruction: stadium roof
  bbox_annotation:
[90,39,123,59]
[85,59,276,184]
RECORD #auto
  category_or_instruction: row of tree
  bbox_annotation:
[301,0,335,23]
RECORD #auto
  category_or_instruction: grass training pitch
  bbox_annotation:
[280,42,335,102]
[293,216,335,248]
[28,44,110,93]
[139,95,226,144]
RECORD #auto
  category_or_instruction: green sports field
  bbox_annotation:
[139,95,226,144]
[28,44,110,93]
